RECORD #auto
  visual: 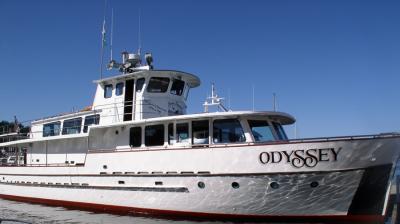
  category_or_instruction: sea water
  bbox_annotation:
[0,198,247,224]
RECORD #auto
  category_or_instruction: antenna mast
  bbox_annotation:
[99,0,107,79]
[203,83,228,112]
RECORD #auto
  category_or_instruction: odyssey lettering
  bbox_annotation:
[259,148,342,168]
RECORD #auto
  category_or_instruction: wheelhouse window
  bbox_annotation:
[272,122,288,140]
[130,127,142,147]
[147,77,170,93]
[248,120,274,142]
[62,118,82,135]
[170,79,185,96]
[192,120,209,144]
[136,78,145,92]
[176,123,189,143]
[213,119,245,143]
[83,114,100,133]
[116,82,124,96]
[145,124,164,146]
[104,84,113,98]
[43,122,61,137]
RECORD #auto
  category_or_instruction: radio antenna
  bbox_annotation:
[273,93,277,111]
[99,0,107,79]
[110,7,114,61]
[138,9,142,56]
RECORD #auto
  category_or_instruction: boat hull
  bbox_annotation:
[0,136,398,222]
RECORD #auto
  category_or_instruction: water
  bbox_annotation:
[0,198,263,224]
[0,198,197,224]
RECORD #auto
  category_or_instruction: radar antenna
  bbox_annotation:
[203,83,229,112]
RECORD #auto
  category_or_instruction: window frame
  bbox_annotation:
[62,117,83,135]
[175,122,189,144]
[147,77,170,93]
[170,79,185,96]
[248,119,276,142]
[213,119,246,144]
[145,124,165,147]
[104,84,113,98]
[116,82,124,96]
[272,121,288,140]
[192,120,209,145]
[130,126,142,148]
[83,114,100,133]
[43,121,61,137]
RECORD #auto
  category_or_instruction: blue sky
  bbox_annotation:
[0,0,399,138]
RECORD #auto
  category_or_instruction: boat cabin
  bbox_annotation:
[88,111,294,151]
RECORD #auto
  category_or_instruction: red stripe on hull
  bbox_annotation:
[0,194,385,223]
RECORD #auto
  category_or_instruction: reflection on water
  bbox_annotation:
[0,198,281,224]
[0,198,210,224]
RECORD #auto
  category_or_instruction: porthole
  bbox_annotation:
[115,130,119,135]
[270,182,279,189]
[198,181,205,189]
[310,181,319,188]
[232,182,240,189]
[103,165,108,169]
[118,180,125,184]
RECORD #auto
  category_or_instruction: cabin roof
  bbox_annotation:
[93,70,201,88]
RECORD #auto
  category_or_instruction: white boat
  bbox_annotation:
[0,51,399,223]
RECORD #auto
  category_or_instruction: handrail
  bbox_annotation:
[288,133,400,143]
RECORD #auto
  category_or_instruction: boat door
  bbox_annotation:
[123,79,134,121]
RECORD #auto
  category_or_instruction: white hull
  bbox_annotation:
[0,136,398,222]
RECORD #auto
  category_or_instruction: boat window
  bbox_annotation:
[116,82,124,96]
[104,84,113,98]
[136,78,145,92]
[176,123,189,143]
[147,77,170,93]
[43,122,61,137]
[170,79,185,96]
[213,119,245,144]
[130,127,142,147]
[248,120,275,142]
[62,118,82,135]
[145,124,164,146]
[192,120,209,144]
[272,122,288,140]
[168,123,174,144]
[83,114,100,133]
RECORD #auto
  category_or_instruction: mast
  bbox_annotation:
[99,0,107,79]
